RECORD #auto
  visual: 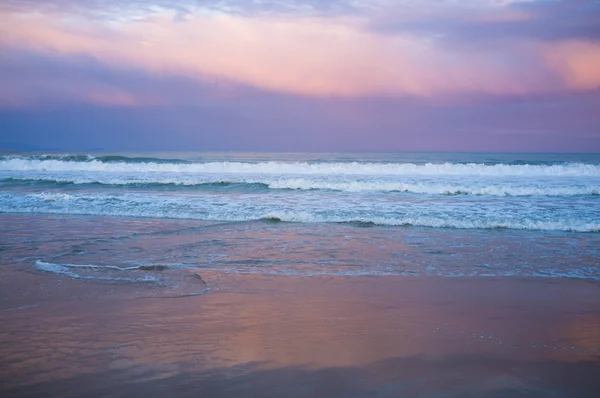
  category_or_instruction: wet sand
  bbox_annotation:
[1,270,600,397]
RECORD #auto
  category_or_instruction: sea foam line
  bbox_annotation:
[2,159,600,176]
[3,176,600,196]
[33,260,160,282]
[8,205,598,232]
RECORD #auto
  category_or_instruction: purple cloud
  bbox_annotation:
[370,0,600,43]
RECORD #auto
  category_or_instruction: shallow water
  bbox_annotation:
[1,215,599,283]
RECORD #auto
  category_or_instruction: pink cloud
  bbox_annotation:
[544,41,600,91]
[1,6,599,102]
[82,90,162,107]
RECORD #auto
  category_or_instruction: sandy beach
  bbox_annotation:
[2,267,600,397]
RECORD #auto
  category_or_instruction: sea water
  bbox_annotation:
[1,152,599,283]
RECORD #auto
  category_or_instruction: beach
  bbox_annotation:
[1,213,600,397]
[2,264,600,397]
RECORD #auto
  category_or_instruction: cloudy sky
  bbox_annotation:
[1,0,599,152]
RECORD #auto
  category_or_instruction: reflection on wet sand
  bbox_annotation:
[4,356,600,398]
[2,273,599,397]
[1,214,600,396]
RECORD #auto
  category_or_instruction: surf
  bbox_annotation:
[2,157,600,177]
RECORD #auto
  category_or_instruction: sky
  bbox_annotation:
[0,0,599,152]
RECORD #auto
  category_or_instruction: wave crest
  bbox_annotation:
[4,176,598,197]
[2,158,600,177]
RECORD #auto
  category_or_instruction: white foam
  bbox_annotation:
[34,260,159,282]
[34,260,80,278]
[30,192,75,201]
[2,158,599,177]
[2,192,597,232]
[32,260,211,297]
[4,174,598,197]
[257,211,600,232]
[265,179,600,196]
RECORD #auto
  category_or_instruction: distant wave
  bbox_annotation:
[1,157,600,177]
[2,176,599,197]
[3,153,598,166]
[1,177,267,191]
[0,154,190,164]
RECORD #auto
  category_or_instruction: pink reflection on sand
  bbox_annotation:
[2,273,600,391]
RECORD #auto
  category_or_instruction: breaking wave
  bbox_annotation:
[3,193,597,232]
[2,176,599,197]
[2,157,600,177]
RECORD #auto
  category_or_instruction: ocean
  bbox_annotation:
[1,151,599,287]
